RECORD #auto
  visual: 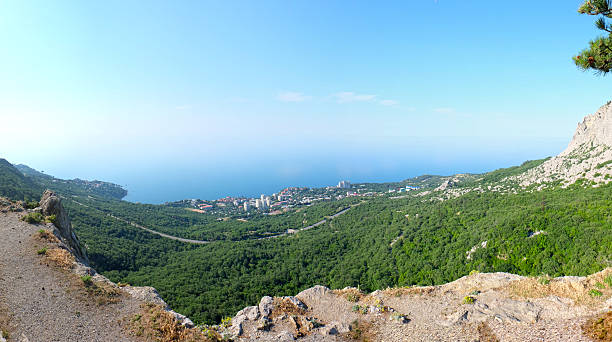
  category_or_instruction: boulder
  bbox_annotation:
[259,296,275,318]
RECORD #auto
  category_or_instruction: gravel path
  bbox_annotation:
[0,211,141,341]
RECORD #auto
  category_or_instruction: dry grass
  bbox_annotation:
[45,248,74,269]
[476,322,500,342]
[128,304,218,342]
[508,268,612,306]
[270,297,307,318]
[344,319,376,342]
[582,311,612,342]
[333,288,363,302]
[36,229,59,243]
[381,285,436,297]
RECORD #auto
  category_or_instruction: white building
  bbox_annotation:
[338,180,351,189]
[243,202,251,211]
[265,197,271,207]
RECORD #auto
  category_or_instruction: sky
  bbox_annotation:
[1,1,612,203]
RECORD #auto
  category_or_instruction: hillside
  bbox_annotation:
[0,192,212,341]
[15,164,128,200]
[0,102,610,331]
[0,159,42,201]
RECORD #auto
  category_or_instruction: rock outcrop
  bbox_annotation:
[39,190,89,264]
[510,101,612,187]
[230,269,612,341]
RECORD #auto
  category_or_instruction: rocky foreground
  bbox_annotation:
[230,269,612,341]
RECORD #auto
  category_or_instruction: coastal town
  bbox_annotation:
[166,180,423,216]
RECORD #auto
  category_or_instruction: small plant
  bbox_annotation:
[21,212,44,224]
[538,276,551,285]
[345,292,359,302]
[351,304,361,313]
[469,270,480,276]
[25,200,39,209]
[45,214,57,224]
[595,282,605,289]
[462,296,475,304]
[220,316,232,328]
[605,275,612,288]
[131,314,142,322]
[38,228,46,234]
[81,275,93,286]
[589,289,603,297]
[470,290,481,296]
[37,247,47,255]
[2,330,9,339]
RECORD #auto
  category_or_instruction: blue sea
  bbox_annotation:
[34,137,569,204]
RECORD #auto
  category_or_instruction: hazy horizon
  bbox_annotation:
[2,1,611,203]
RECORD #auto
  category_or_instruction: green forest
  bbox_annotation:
[0,158,610,324]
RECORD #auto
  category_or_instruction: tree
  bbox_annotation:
[574,0,612,73]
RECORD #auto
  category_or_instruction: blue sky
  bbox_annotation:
[1,1,612,202]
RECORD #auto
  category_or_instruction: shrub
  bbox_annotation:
[81,275,93,286]
[25,201,39,209]
[463,296,475,304]
[45,214,57,224]
[605,275,612,288]
[21,212,44,224]
[220,316,232,328]
[37,247,47,255]
[345,293,359,302]
[589,289,603,297]
[538,276,551,285]
[595,282,605,290]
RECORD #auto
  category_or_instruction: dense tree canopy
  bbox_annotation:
[575,0,612,73]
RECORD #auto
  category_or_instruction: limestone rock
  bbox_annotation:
[259,296,274,318]
[39,190,89,264]
[236,305,260,321]
[282,296,307,310]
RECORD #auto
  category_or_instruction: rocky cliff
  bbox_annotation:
[510,101,612,187]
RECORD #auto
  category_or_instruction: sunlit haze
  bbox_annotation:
[2,1,611,202]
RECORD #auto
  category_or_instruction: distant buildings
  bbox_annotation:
[337,180,351,189]
[243,202,251,211]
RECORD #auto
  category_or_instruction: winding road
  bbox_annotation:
[67,198,358,244]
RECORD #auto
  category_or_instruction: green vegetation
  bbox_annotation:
[37,247,47,255]
[45,214,57,224]
[21,212,44,224]
[575,0,612,74]
[462,296,475,304]
[81,275,93,286]
[0,159,43,201]
[605,275,612,287]
[538,276,551,285]
[1,158,611,325]
[589,289,603,297]
[25,200,39,209]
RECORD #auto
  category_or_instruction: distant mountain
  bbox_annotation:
[0,158,43,201]
[15,164,128,200]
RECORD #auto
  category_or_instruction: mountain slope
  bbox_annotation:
[16,164,128,200]
[0,158,42,201]
[510,101,612,187]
